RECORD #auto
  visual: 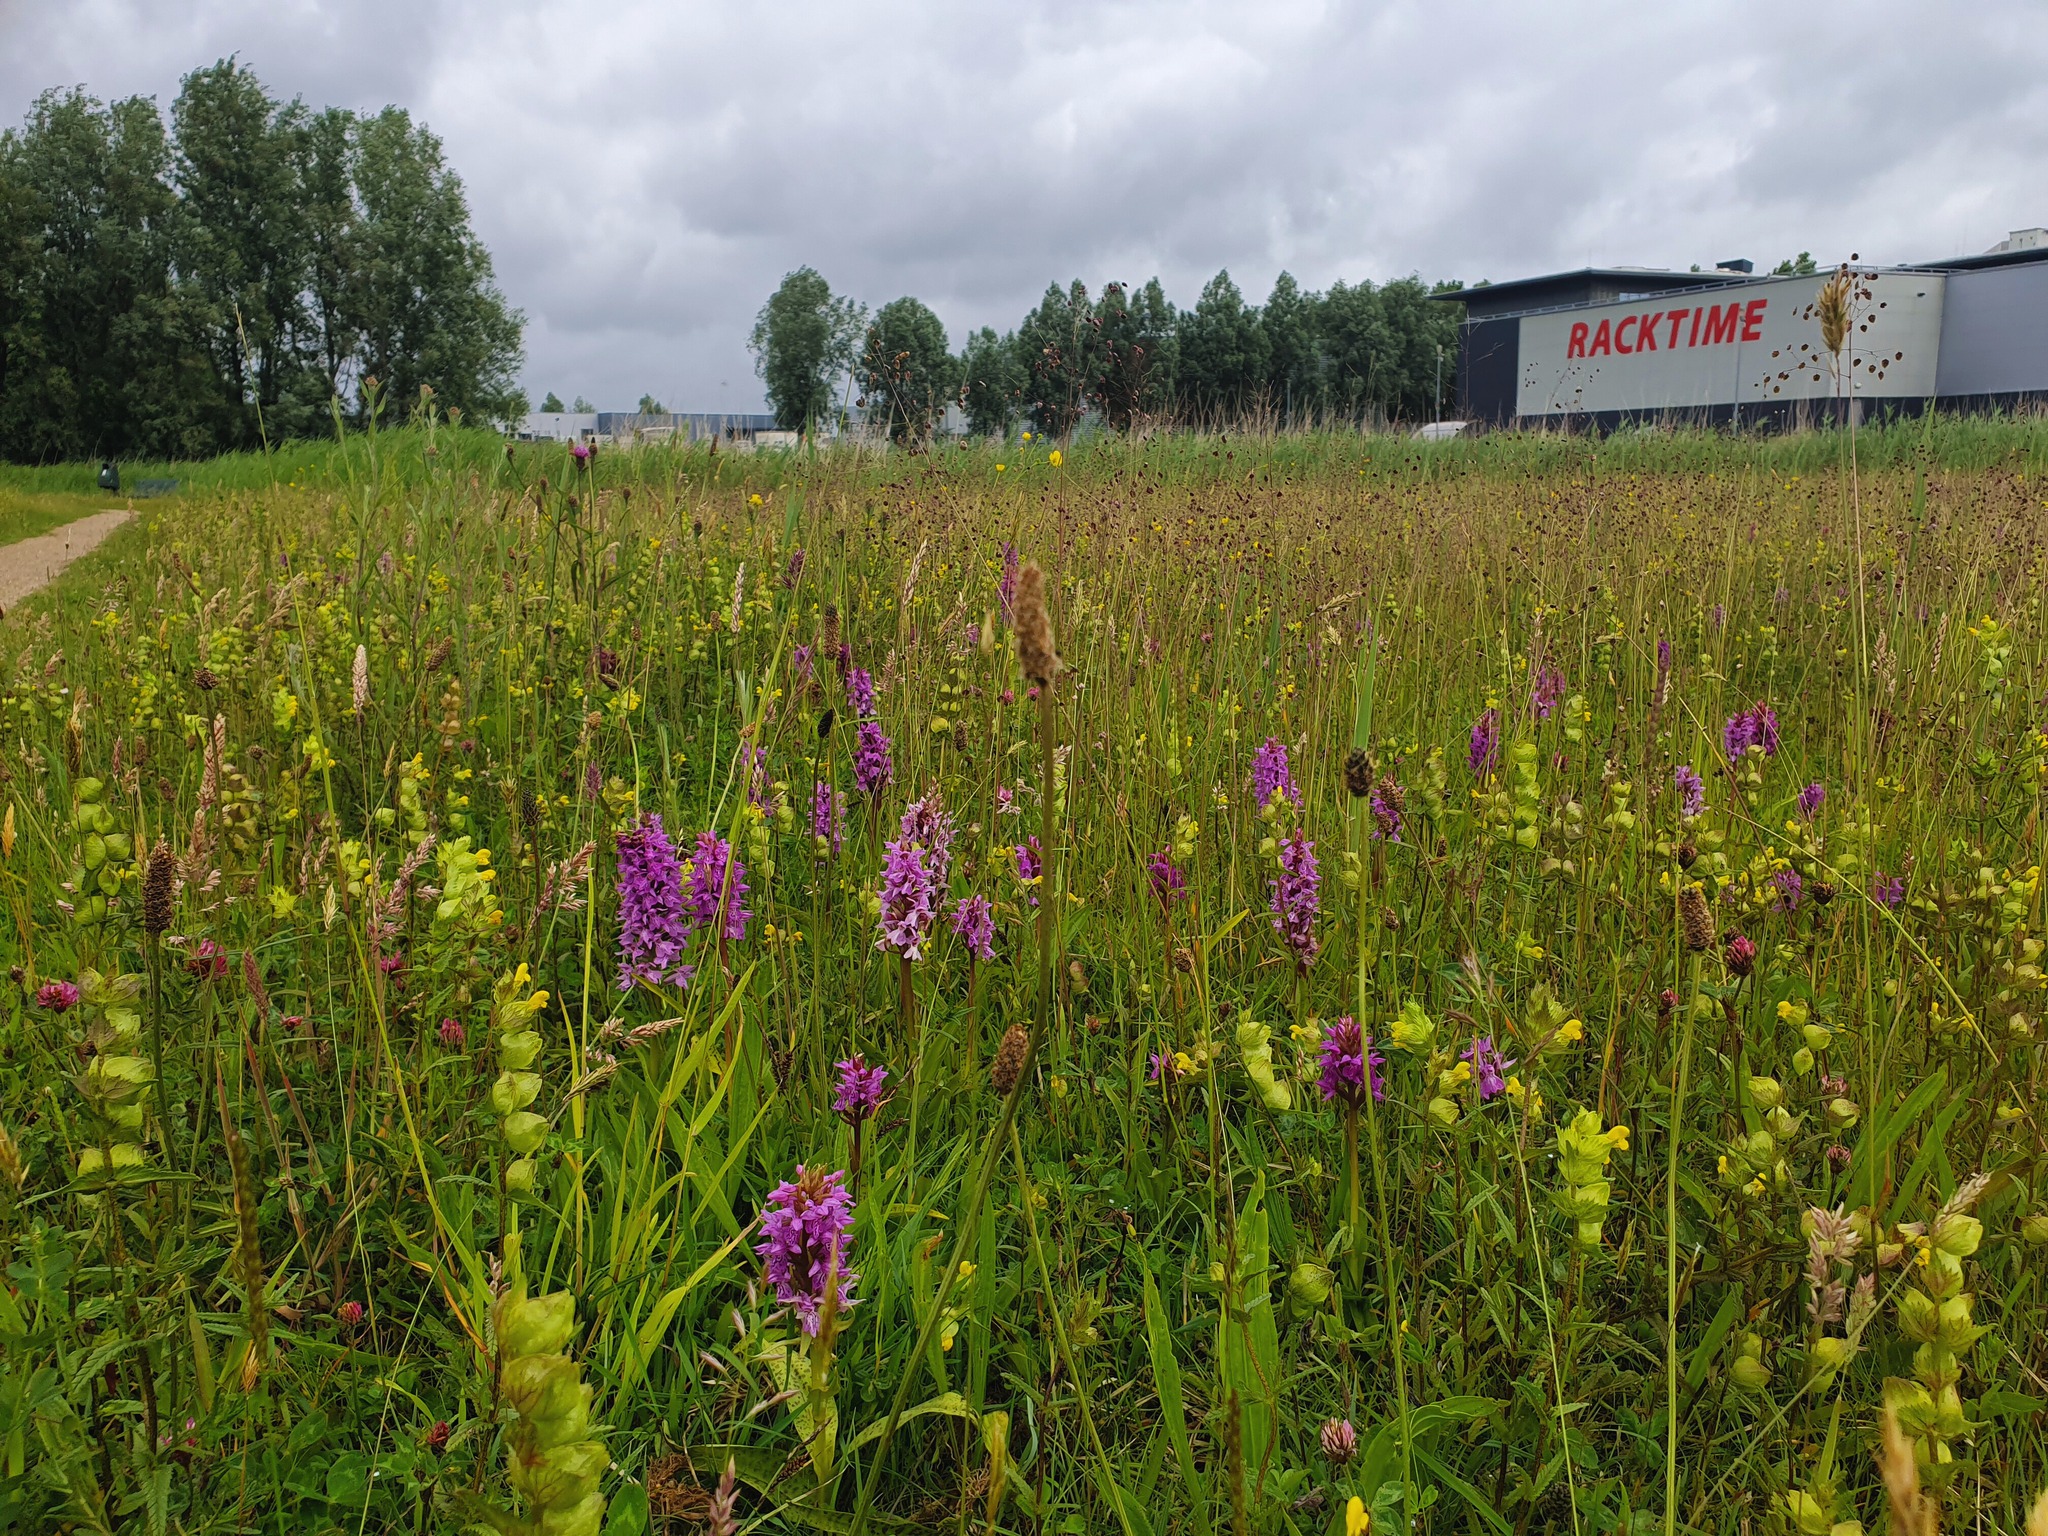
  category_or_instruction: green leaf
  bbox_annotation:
[851,1392,974,1450]
[1976,1389,2044,1421]
[1685,1287,1743,1391]
[1413,1445,1511,1536]
[1141,1261,1215,1536]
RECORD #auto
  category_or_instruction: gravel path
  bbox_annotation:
[0,509,133,615]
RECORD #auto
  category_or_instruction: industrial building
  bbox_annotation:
[1434,229,2048,429]
[515,410,782,446]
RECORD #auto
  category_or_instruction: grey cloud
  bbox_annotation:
[4,0,2041,411]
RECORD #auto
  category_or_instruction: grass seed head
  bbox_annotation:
[1013,562,1059,684]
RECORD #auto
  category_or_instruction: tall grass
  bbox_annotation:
[0,416,2044,1535]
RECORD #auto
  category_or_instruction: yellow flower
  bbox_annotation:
[1605,1125,1630,1152]
[995,463,1006,472]
[1346,1496,1370,1535]
[1557,1017,1584,1043]
[748,493,763,506]
[1021,431,1032,442]
[1048,449,1063,467]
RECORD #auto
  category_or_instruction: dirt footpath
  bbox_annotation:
[0,509,133,615]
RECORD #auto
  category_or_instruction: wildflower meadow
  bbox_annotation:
[2,411,2048,1536]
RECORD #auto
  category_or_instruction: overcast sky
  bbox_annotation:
[4,0,2043,415]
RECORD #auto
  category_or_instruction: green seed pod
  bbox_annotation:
[537,1491,605,1536]
[1808,1335,1854,1376]
[1747,1076,1783,1111]
[500,1352,576,1415]
[492,1071,542,1116]
[82,834,107,871]
[1933,1295,1984,1351]
[1286,1262,1334,1309]
[1897,1286,1938,1343]
[103,833,131,861]
[1783,1489,1833,1536]
[1729,1354,1772,1391]
[507,1436,608,1507]
[76,777,104,805]
[505,1157,538,1193]
[2020,1212,2048,1245]
[1931,1211,1982,1258]
[498,1290,578,1360]
[500,1030,544,1071]
[504,1111,548,1154]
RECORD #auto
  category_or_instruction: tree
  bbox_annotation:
[172,58,313,445]
[858,296,955,443]
[296,105,359,409]
[1316,279,1391,423]
[1016,280,1096,439]
[1262,272,1315,426]
[1091,279,1175,433]
[637,393,664,414]
[350,107,524,426]
[571,395,593,412]
[0,89,213,463]
[1176,270,1268,424]
[539,391,565,412]
[749,267,864,433]
[1376,277,1462,422]
[957,326,1023,438]
[1773,252,1817,276]
[0,63,528,461]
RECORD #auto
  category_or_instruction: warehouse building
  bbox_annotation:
[1434,230,2048,429]
[516,410,780,446]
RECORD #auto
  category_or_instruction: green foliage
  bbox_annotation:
[858,296,956,443]
[956,326,1023,439]
[1016,279,1097,439]
[1176,268,1270,421]
[750,266,865,433]
[0,63,524,465]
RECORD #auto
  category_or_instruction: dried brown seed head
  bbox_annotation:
[990,1023,1030,1096]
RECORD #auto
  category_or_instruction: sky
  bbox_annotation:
[4,0,2044,416]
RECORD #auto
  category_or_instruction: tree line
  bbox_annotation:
[0,59,523,464]
[752,265,1466,441]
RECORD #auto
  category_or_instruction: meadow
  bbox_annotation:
[1,408,2046,1536]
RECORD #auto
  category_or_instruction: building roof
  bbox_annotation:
[1429,266,1757,320]
[1912,239,2048,274]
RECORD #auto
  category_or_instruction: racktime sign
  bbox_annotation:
[1515,270,1946,418]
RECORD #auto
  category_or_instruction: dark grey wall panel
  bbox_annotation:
[1935,265,2048,396]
